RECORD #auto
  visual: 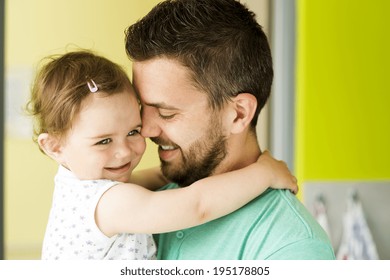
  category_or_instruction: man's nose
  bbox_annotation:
[141,107,162,138]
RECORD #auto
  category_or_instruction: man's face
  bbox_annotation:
[133,57,228,186]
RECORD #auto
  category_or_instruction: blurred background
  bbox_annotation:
[0,0,389,260]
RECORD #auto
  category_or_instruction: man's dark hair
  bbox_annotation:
[125,0,273,128]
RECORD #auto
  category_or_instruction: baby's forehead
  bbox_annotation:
[74,91,141,130]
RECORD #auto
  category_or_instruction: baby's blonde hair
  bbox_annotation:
[26,50,132,150]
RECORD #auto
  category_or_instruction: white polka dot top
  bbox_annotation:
[41,166,157,260]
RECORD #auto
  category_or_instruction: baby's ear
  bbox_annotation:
[37,133,64,162]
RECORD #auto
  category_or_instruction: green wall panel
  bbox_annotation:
[296,0,390,181]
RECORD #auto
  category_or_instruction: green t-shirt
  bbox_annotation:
[155,185,335,260]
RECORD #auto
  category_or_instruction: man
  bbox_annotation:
[125,0,335,259]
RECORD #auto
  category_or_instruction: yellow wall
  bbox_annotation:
[5,0,161,259]
[296,0,390,189]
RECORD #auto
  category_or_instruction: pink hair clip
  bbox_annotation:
[87,79,98,93]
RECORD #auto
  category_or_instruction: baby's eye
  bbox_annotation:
[128,129,141,136]
[96,138,112,145]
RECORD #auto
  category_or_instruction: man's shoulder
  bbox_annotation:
[156,188,335,259]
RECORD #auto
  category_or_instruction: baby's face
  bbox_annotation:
[59,89,145,182]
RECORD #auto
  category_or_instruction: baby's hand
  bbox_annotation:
[257,150,298,194]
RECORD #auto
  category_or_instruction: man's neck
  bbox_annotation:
[213,131,261,175]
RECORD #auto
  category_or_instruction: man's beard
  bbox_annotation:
[151,119,228,186]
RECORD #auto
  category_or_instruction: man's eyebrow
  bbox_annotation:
[143,102,179,110]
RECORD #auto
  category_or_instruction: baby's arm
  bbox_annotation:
[130,151,296,192]
[96,150,297,237]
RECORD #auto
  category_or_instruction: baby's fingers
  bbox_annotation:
[290,176,299,195]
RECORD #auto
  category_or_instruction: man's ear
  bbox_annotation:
[37,133,64,162]
[229,93,257,134]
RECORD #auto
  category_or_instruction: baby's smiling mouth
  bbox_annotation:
[105,162,131,173]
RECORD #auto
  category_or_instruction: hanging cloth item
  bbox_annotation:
[313,194,332,243]
[337,189,379,260]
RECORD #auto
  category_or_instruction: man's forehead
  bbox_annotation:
[132,58,209,110]
[142,101,179,110]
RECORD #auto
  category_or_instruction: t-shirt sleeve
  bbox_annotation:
[264,239,336,260]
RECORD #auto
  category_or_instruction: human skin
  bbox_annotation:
[132,57,261,185]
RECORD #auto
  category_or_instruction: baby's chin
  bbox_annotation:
[116,177,130,183]
[112,172,132,183]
